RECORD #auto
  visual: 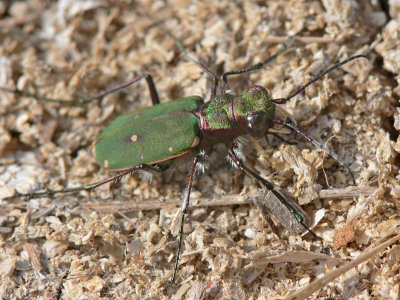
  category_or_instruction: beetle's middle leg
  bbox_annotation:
[144,14,220,100]
[220,35,294,93]
[171,154,200,283]
[85,73,161,105]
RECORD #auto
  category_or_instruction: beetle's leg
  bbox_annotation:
[227,147,316,238]
[0,73,160,105]
[144,13,219,99]
[148,163,171,172]
[83,73,160,105]
[2,164,147,200]
[142,73,160,105]
[271,55,367,104]
[272,118,356,184]
[221,36,294,93]
[179,52,219,100]
[172,155,199,283]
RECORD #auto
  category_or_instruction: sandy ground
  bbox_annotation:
[0,1,399,299]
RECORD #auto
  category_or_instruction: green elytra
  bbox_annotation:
[1,16,367,284]
[95,96,203,169]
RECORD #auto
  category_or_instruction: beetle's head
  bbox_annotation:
[236,85,276,138]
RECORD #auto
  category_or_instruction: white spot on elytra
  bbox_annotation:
[190,136,200,148]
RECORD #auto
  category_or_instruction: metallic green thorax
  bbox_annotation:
[202,94,235,130]
[95,96,203,169]
[200,86,276,145]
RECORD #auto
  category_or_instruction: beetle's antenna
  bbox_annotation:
[271,55,368,104]
[272,118,355,184]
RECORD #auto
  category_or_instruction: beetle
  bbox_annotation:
[1,21,366,283]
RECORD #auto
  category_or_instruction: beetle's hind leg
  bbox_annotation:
[3,164,147,200]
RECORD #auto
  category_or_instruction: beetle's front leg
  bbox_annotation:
[227,147,316,238]
[272,118,355,184]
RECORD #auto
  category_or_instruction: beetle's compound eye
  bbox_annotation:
[246,112,267,136]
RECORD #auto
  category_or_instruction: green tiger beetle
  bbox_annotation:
[1,20,367,283]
